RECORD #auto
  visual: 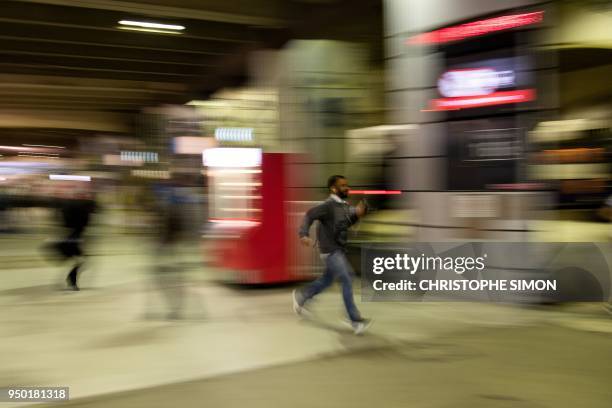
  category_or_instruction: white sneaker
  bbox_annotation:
[347,318,372,335]
[292,289,304,316]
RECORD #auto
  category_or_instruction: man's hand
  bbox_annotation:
[300,236,313,247]
[355,200,367,218]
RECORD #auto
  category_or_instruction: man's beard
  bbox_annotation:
[337,190,348,199]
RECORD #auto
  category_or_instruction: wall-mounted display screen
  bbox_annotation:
[428,53,535,115]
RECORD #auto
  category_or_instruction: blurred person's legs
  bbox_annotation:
[64,240,84,291]
[295,250,370,332]
[46,237,85,291]
[157,265,185,320]
[294,256,334,316]
[148,241,186,320]
[327,250,362,323]
[66,258,84,291]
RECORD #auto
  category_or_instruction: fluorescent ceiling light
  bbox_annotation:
[49,175,91,182]
[23,144,66,149]
[18,152,59,156]
[119,20,185,30]
[118,26,182,35]
[18,154,59,158]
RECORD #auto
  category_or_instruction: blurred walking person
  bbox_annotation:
[53,183,97,291]
[146,172,202,320]
[293,175,371,334]
[596,194,612,223]
[599,195,612,315]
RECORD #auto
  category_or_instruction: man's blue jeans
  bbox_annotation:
[300,249,362,322]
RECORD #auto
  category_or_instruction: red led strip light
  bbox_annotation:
[424,89,535,111]
[407,11,544,45]
[349,190,402,195]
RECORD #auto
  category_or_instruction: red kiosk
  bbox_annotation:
[204,149,314,284]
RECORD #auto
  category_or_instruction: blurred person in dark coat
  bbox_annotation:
[51,181,97,291]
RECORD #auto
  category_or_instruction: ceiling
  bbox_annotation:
[0,0,382,114]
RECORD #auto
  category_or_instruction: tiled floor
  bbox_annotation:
[0,230,610,407]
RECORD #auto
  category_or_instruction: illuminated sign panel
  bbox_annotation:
[438,68,515,97]
[203,148,262,168]
[215,128,253,142]
[120,151,158,163]
[173,136,215,154]
[426,55,535,112]
[407,11,543,45]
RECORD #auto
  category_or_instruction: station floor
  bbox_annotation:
[0,226,611,408]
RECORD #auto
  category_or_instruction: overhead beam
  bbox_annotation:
[11,0,286,27]
[0,39,219,66]
[0,95,155,104]
[0,89,166,100]
[0,74,188,93]
[0,22,235,55]
[0,49,214,68]
[1,53,210,76]
[0,102,143,109]
[0,2,255,43]
[0,17,252,44]
[0,63,199,78]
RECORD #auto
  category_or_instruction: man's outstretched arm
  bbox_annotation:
[345,199,368,227]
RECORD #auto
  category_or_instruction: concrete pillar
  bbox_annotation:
[278,40,380,196]
[384,0,553,241]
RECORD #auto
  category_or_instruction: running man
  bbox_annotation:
[293,175,371,334]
